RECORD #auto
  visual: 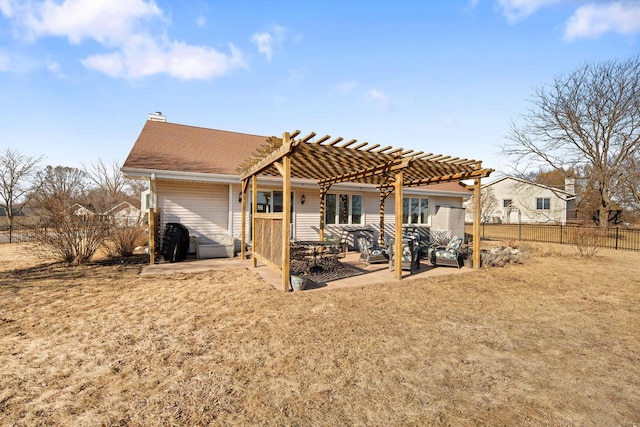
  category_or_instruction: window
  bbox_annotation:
[254,190,293,216]
[325,193,363,225]
[536,197,550,210]
[503,199,512,208]
[402,197,429,224]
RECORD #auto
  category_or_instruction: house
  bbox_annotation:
[466,175,576,224]
[104,201,142,227]
[0,206,36,229]
[122,113,479,252]
[66,203,96,218]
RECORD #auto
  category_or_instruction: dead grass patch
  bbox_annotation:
[1,243,639,426]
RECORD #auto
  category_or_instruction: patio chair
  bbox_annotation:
[324,229,349,258]
[357,235,388,265]
[428,235,464,268]
[387,238,420,274]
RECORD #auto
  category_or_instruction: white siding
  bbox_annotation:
[430,197,465,238]
[157,181,229,243]
[490,178,568,224]
[157,180,471,246]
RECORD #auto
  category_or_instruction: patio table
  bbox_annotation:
[294,240,336,272]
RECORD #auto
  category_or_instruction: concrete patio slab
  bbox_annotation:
[140,252,473,292]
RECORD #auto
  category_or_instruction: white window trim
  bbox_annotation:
[402,196,429,225]
[325,193,364,225]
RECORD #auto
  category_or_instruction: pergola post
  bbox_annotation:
[473,176,481,268]
[240,179,248,260]
[251,175,258,269]
[282,135,292,292]
[378,189,392,246]
[379,191,386,246]
[394,169,404,279]
[319,184,330,241]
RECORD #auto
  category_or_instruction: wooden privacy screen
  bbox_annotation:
[252,213,284,271]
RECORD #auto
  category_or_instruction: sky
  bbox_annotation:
[1,0,639,177]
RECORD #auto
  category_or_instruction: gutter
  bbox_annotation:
[122,167,471,197]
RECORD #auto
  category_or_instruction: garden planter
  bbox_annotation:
[290,275,307,291]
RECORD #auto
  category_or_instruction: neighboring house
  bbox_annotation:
[123,114,476,248]
[466,175,576,224]
[105,201,142,227]
[0,206,36,229]
[66,203,96,218]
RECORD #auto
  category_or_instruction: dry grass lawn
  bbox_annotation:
[1,243,639,426]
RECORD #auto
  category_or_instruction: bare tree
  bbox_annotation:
[618,153,640,210]
[34,165,88,210]
[0,148,42,242]
[85,159,127,211]
[466,187,500,223]
[503,56,640,227]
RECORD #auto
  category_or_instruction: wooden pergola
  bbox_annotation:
[237,130,494,292]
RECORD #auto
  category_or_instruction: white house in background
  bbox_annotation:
[105,201,141,227]
[66,203,96,218]
[466,175,576,224]
[123,113,477,250]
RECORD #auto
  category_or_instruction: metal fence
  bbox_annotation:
[0,226,33,243]
[465,223,640,252]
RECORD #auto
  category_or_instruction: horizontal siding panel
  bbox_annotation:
[158,181,229,243]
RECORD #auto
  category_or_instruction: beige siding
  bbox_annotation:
[429,196,465,238]
[164,181,470,246]
[230,184,244,238]
[157,181,229,243]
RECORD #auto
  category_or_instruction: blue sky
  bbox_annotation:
[1,0,639,175]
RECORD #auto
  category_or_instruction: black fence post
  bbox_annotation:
[560,224,563,245]
[615,227,619,250]
[518,222,522,241]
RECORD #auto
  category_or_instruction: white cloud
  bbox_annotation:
[0,0,246,80]
[252,24,287,61]
[252,32,274,61]
[82,36,246,80]
[46,59,62,76]
[498,0,564,22]
[0,0,13,18]
[564,1,640,40]
[13,0,162,45]
[366,89,389,109]
[196,15,206,28]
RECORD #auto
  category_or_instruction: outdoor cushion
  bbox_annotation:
[430,235,463,268]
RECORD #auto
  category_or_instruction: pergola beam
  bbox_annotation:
[377,168,494,189]
[239,138,295,180]
[318,157,412,186]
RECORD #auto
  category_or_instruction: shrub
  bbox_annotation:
[102,224,146,257]
[566,226,606,257]
[31,210,110,265]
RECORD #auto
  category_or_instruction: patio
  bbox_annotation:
[236,129,494,291]
[140,250,471,292]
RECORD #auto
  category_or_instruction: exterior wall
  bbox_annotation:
[157,180,229,243]
[430,196,466,238]
[155,180,471,247]
[490,178,568,224]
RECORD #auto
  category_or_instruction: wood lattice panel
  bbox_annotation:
[254,214,283,270]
